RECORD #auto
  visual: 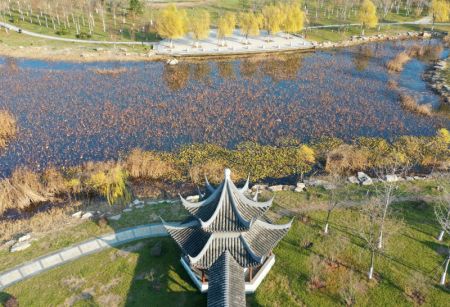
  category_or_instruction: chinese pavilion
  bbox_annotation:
[163,169,292,306]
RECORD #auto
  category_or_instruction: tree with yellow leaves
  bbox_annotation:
[217,12,236,46]
[239,11,263,44]
[358,0,378,35]
[430,0,450,30]
[87,165,130,206]
[190,9,211,48]
[262,4,284,41]
[282,3,305,38]
[156,4,188,48]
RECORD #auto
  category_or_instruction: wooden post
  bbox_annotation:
[202,270,206,283]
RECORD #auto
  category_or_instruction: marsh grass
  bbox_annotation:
[387,52,411,72]
[399,94,433,116]
[0,110,16,148]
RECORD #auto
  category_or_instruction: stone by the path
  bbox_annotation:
[282,185,296,191]
[109,214,121,221]
[18,233,31,242]
[1,240,16,250]
[133,199,144,205]
[358,172,373,186]
[72,211,83,219]
[252,184,268,191]
[135,205,145,209]
[123,208,133,213]
[167,58,179,65]
[10,241,31,252]
[269,185,283,192]
[81,212,94,220]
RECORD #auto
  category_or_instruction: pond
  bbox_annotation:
[0,39,449,176]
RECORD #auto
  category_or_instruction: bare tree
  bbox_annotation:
[435,193,450,285]
[323,174,348,234]
[357,199,380,280]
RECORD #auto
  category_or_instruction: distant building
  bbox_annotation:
[163,169,292,306]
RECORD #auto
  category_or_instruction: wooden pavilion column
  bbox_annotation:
[201,270,206,283]
[249,267,253,282]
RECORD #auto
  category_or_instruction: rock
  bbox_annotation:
[385,174,399,182]
[186,195,199,202]
[294,187,305,192]
[296,182,306,190]
[1,240,16,250]
[305,179,330,187]
[282,185,296,191]
[269,185,283,192]
[123,208,133,213]
[81,212,94,220]
[135,205,145,209]
[252,184,268,191]
[406,176,415,181]
[420,31,431,38]
[413,176,426,180]
[357,172,373,185]
[109,214,121,221]
[18,233,31,242]
[167,58,178,65]
[10,241,31,252]
[72,211,83,218]
[150,241,162,257]
[348,176,359,184]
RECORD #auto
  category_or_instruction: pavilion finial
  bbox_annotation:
[224,168,231,180]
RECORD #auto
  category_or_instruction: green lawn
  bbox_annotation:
[1,180,450,306]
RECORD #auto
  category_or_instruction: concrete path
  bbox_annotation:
[0,223,173,290]
[0,21,151,45]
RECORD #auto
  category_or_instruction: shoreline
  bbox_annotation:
[0,30,442,63]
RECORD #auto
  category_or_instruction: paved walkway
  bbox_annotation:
[0,223,174,290]
[0,21,151,45]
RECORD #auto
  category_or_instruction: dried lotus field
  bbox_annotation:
[0,39,449,175]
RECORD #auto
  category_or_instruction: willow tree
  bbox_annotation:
[239,11,263,44]
[190,9,210,48]
[282,3,305,38]
[430,0,450,30]
[358,0,378,35]
[156,4,187,48]
[217,12,236,46]
[262,4,284,41]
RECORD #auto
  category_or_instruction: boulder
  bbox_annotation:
[135,205,145,209]
[251,184,268,191]
[81,212,94,220]
[123,208,133,213]
[167,58,179,65]
[294,187,305,192]
[296,182,306,190]
[357,172,373,185]
[305,179,330,187]
[10,241,31,252]
[269,185,283,192]
[72,211,83,219]
[1,240,16,250]
[385,174,399,182]
[18,233,31,242]
[109,214,122,221]
[348,176,359,184]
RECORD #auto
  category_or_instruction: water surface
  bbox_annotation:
[0,39,449,175]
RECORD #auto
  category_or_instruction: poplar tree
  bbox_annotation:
[358,0,378,35]
[262,4,284,41]
[156,4,187,48]
[239,11,263,44]
[282,3,305,38]
[430,0,450,30]
[217,12,236,46]
[190,9,210,48]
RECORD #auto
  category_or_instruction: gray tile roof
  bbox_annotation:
[207,251,245,307]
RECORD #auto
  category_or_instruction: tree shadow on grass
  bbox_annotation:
[0,291,17,305]
[124,238,205,307]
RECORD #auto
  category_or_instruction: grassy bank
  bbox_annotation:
[1,190,449,306]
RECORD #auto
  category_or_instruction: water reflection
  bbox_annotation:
[353,46,373,71]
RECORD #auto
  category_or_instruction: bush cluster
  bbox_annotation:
[0,129,448,216]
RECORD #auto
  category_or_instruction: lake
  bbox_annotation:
[0,39,449,176]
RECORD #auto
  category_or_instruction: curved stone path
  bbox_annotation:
[0,223,174,290]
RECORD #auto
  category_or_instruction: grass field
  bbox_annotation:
[1,179,449,306]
